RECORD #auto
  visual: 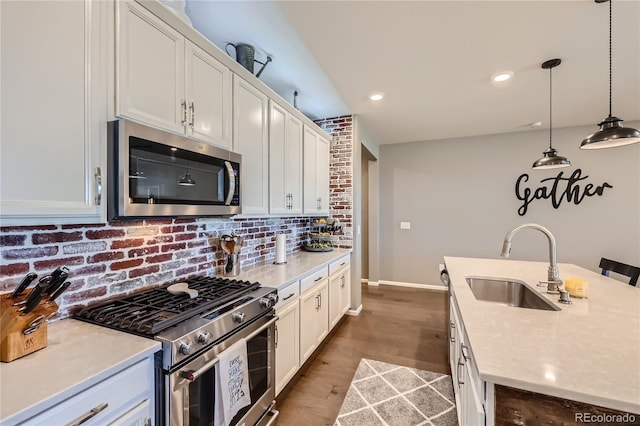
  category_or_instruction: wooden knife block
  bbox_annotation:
[0,290,58,362]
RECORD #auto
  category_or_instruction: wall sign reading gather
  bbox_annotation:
[515,168,613,216]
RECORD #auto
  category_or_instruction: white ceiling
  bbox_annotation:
[185,1,640,146]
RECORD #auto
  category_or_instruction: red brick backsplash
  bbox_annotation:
[0,217,311,318]
[316,115,354,249]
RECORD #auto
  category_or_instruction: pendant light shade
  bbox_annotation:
[581,0,640,149]
[178,171,196,186]
[533,58,571,170]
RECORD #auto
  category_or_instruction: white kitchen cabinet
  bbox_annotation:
[233,75,269,215]
[185,42,232,149]
[0,0,108,225]
[299,278,329,363]
[269,101,303,215]
[303,127,330,215]
[450,295,485,425]
[328,255,351,330]
[275,297,300,396]
[22,358,154,426]
[117,1,231,149]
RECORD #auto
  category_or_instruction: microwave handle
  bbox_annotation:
[224,161,235,206]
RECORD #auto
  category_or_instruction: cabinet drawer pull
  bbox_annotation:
[461,345,471,361]
[66,402,108,426]
[340,262,346,266]
[282,293,295,301]
[314,276,323,282]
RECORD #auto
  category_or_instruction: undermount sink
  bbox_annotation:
[465,276,560,311]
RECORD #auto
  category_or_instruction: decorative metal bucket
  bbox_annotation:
[226,43,255,74]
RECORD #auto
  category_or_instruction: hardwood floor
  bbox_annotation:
[275,283,450,425]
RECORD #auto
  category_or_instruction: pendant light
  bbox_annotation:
[532,59,571,170]
[178,171,196,186]
[581,0,640,149]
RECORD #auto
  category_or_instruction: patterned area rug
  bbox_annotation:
[334,358,458,426]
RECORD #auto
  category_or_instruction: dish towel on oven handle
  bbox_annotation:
[214,337,252,426]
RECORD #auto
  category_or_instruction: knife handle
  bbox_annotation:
[49,281,71,301]
[10,272,37,299]
[22,285,44,314]
[46,271,69,297]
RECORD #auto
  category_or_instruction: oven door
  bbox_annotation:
[168,314,277,426]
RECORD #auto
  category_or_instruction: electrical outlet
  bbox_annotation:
[400,222,411,230]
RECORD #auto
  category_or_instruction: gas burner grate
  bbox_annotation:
[75,276,260,336]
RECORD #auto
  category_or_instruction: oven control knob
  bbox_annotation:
[268,293,279,305]
[196,331,212,345]
[259,297,273,309]
[232,311,246,323]
[178,340,193,356]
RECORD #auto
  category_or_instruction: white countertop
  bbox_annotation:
[233,249,352,288]
[444,256,640,414]
[0,319,160,424]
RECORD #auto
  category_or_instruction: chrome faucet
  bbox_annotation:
[500,223,562,293]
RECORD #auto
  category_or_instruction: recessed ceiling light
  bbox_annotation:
[491,71,514,82]
[369,92,385,101]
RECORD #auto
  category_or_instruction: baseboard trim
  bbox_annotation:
[346,304,363,316]
[367,281,379,287]
[378,280,447,291]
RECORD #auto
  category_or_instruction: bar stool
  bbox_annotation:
[599,257,640,287]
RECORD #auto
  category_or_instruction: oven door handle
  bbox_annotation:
[224,161,235,206]
[183,315,279,382]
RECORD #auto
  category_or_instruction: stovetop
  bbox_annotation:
[74,276,261,337]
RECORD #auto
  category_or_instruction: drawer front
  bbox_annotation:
[300,266,329,294]
[24,358,153,425]
[329,255,350,276]
[275,280,300,311]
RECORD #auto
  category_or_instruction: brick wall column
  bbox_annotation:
[315,115,354,249]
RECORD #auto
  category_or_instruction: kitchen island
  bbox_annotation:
[444,256,640,423]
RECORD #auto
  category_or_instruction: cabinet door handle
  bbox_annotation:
[189,101,195,129]
[275,324,279,348]
[65,402,108,426]
[318,293,322,308]
[315,294,319,310]
[181,99,187,126]
[449,322,455,342]
[340,276,345,288]
[94,167,102,206]
[457,358,465,386]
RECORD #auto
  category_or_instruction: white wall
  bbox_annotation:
[379,121,640,286]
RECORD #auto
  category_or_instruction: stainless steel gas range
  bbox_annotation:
[75,276,279,426]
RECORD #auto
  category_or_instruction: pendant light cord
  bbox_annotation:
[608,0,613,118]
[549,66,553,149]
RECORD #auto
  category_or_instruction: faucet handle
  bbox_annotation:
[558,290,572,304]
[539,279,562,294]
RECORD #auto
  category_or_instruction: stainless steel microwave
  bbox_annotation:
[107,119,241,219]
